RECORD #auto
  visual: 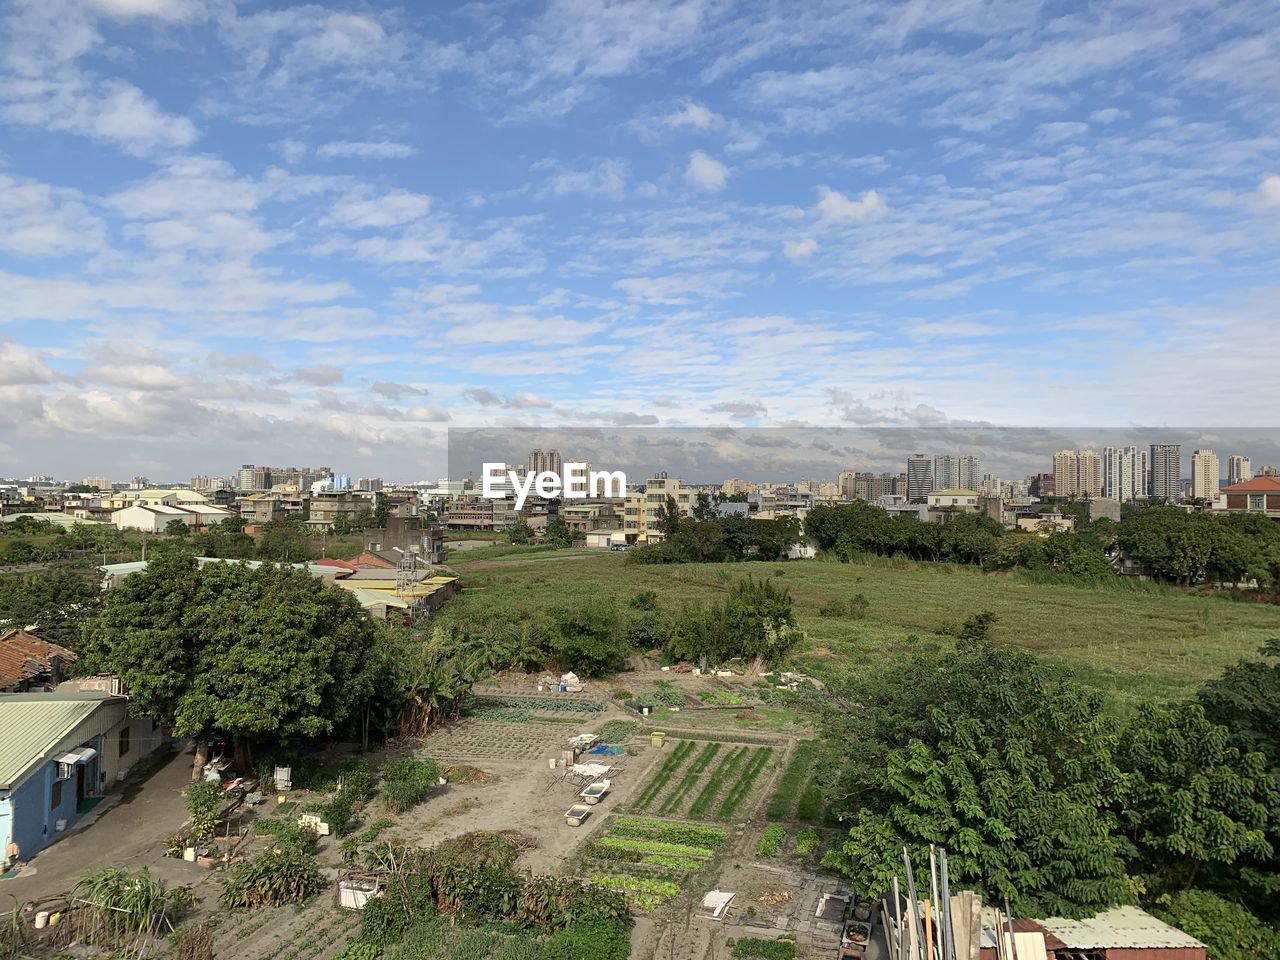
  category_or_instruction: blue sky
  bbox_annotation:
[1,0,1278,481]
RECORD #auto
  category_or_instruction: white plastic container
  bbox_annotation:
[34,912,49,929]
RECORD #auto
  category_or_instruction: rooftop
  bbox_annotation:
[1036,906,1206,950]
[1223,476,1280,493]
[0,629,77,688]
[0,691,127,790]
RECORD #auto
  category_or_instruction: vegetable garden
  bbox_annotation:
[579,817,730,911]
[629,737,775,821]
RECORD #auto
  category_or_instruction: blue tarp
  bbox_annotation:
[589,744,625,756]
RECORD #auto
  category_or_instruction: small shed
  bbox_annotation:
[1034,906,1207,960]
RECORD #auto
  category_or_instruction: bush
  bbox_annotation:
[540,919,631,960]
[549,606,630,677]
[183,781,223,843]
[219,848,325,909]
[253,818,319,854]
[379,758,442,814]
[1154,889,1280,960]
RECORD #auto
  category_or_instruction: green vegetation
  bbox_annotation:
[1154,889,1280,960]
[632,740,695,811]
[658,742,721,815]
[379,758,443,814]
[717,747,773,819]
[70,867,193,947]
[219,848,326,909]
[688,746,750,817]
[598,719,637,743]
[730,938,795,960]
[539,920,630,960]
[83,545,379,770]
[766,742,819,820]
[0,566,101,643]
[183,781,224,843]
[795,829,820,857]
[470,695,607,713]
[610,818,728,847]
[594,836,717,859]
[756,825,786,858]
[588,874,681,910]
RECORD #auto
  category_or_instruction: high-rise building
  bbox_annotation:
[958,455,982,491]
[907,455,933,501]
[981,474,1002,497]
[528,448,563,476]
[1052,450,1103,498]
[1102,446,1146,502]
[853,472,898,500]
[1149,444,1182,501]
[1191,449,1220,501]
[81,476,112,492]
[931,455,958,491]
[838,470,856,499]
[1227,455,1252,487]
[357,477,384,492]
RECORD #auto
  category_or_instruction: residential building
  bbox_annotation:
[1052,450,1103,498]
[852,472,899,501]
[0,691,165,866]
[906,454,933,501]
[307,491,367,527]
[1191,449,1220,501]
[1103,446,1146,502]
[957,455,982,492]
[1220,476,1280,519]
[357,477,384,492]
[527,449,563,476]
[81,476,112,492]
[1028,472,1055,498]
[837,471,856,499]
[441,497,516,530]
[1016,513,1076,535]
[236,464,330,492]
[0,630,76,692]
[1149,444,1182,501]
[1227,455,1252,487]
[932,455,958,491]
[623,473,698,542]
[926,489,980,512]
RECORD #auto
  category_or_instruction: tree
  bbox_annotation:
[372,493,392,529]
[821,639,1131,916]
[544,517,572,547]
[1154,889,1280,960]
[164,519,189,537]
[83,546,378,778]
[0,567,101,645]
[1114,702,1275,894]
[665,576,802,666]
[691,492,719,522]
[509,518,533,544]
[1199,638,1280,773]
[655,494,682,539]
[549,606,628,677]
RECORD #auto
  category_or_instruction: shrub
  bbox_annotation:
[219,848,326,909]
[379,758,442,814]
[1154,889,1280,960]
[541,920,631,960]
[183,781,223,844]
[253,818,318,854]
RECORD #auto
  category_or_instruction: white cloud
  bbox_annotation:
[816,187,887,222]
[316,140,416,159]
[664,100,722,131]
[321,189,432,228]
[686,150,729,191]
[1260,175,1280,207]
[0,341,55,385]
[80,363,183,390]
[783,238,818,264]
[88,0,206,21]
[546,158,628,198]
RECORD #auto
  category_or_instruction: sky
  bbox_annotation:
[1,0,1278,482]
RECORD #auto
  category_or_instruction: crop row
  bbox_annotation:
[470,694,608,713]
[716,747,774,820]
[594,836,716,859]
[687,746,750,817]
[757,824,786,858]
[657,742,722,816]
[589,873,681,911]
[632,740,696,811]
[611,817,728,848]
[766,741,819,820]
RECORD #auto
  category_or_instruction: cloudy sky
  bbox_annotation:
[1,0,1278,482]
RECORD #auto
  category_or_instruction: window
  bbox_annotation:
[51,779,62,810]
[1250,495,1265,511]
[119,725,131,757]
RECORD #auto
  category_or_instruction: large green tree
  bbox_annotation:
[83,547,378,778]
[0,567,101,645]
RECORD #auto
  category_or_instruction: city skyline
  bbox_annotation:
[2,2,1280,478]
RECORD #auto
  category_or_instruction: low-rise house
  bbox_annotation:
[0,691,164,867]
[1219,476,1280,519]
[0,629,76,692]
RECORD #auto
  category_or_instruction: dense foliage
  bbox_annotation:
[817,628,1280,929]
[0,566,100,643]
[82,546,379,768]
[665,576,803,666]
[626,510,801,564]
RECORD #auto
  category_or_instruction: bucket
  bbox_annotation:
[34,912,49,930]
[650,731,666,747]
[548,758,557,770]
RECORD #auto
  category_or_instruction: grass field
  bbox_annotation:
[445,550,1280,707]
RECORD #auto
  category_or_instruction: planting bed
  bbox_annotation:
[416,721,569,761]
[629,736,776,822]
[765,741,819,820]
[578,816,728,911]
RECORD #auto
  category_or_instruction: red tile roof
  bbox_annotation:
[1222,476,1280,493]
[0,629,77,687]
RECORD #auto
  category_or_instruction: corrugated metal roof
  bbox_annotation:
[0,692,125,790]
[1037,906,1205,950]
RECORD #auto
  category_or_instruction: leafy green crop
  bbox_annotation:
[658,742,721,815]
[717,747,774,819]
[595,836,715,859]
[611,818,727,848]
[632,740,695,811]
[757,825,786,858]
[766,741,818,820]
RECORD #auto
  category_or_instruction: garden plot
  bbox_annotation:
[212,899,362,960]
[576,816,730,912]
[416,721,570,761]
[629,737,775,822]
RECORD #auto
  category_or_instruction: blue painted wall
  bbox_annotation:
[1,740,104,862]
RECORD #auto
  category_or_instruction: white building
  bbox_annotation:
[1103,446,1146,502]
[1191,449,1220,501]
[958,456,982,492]
[110,503,230,532]
[1149,444,1182,501]
[1227,455,1252,487]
